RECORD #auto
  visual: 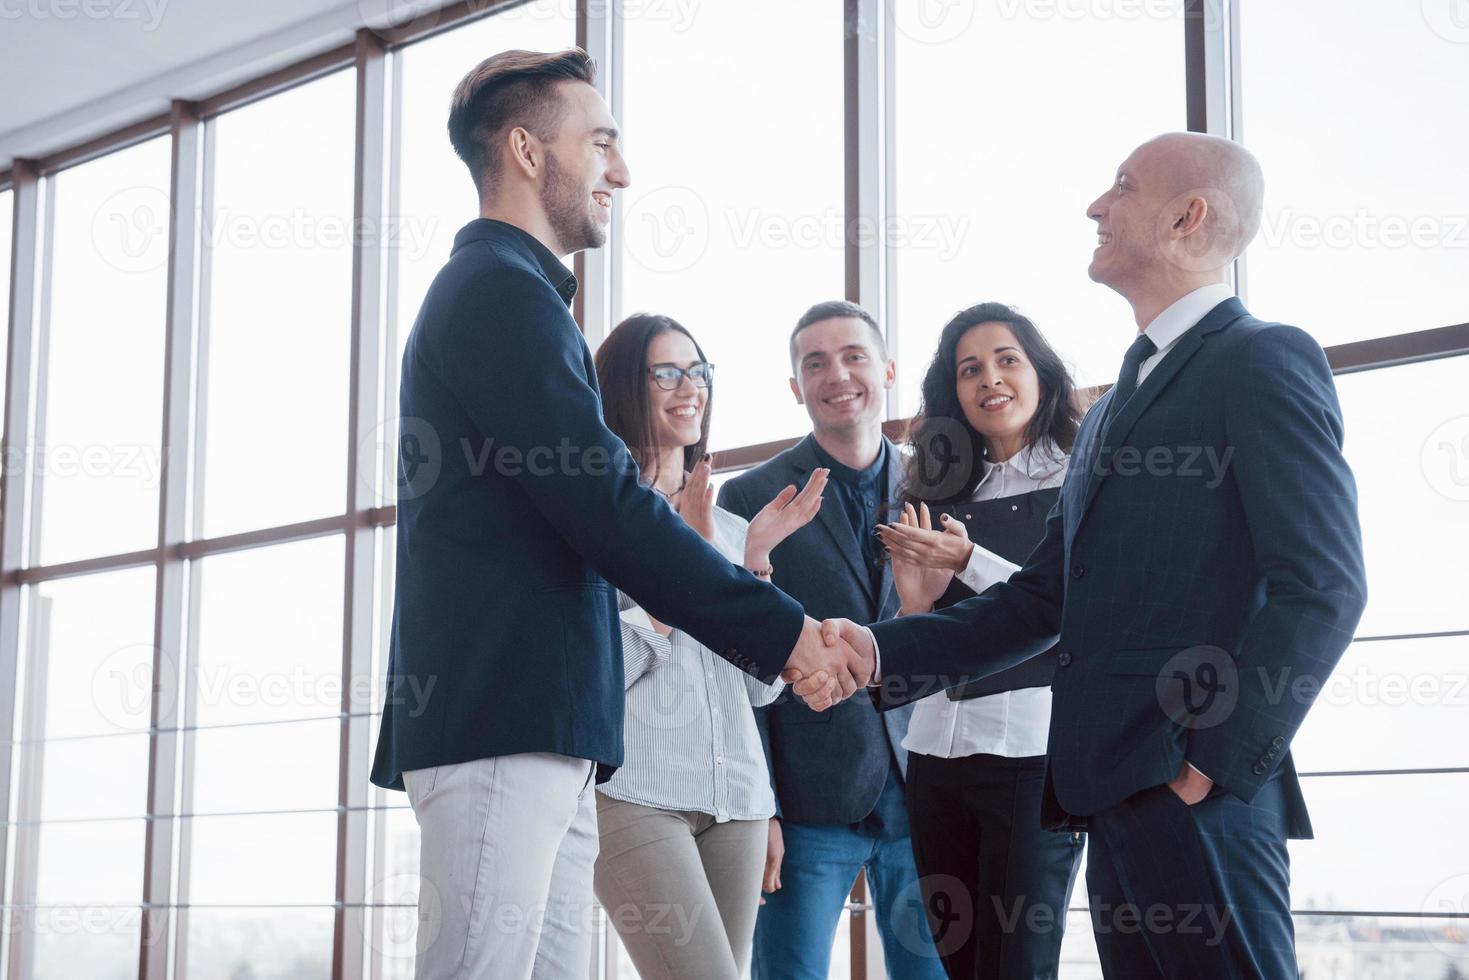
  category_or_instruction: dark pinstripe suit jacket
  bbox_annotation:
[868,298,1367,839]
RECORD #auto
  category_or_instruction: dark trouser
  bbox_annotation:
[1086,775,1295,979]
[904,752,1084,980]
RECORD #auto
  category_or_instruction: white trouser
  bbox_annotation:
[404,752,599,980]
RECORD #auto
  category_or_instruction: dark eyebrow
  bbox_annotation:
[994,346,1020,354]
[804,343,870,362]
[593,126,619,140]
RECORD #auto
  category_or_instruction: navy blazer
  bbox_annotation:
[719,435,914,825]
[370,220,804,791]
[868,299,1367,839]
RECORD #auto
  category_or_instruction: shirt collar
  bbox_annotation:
[452,218,579,306]
[1141,282,1236,356]
[977,438,1067,489]
[810,437,886,489]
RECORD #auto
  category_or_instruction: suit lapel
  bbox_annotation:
[1075,298,1248,537]
[877,438,902,617]
[794,435,878,606]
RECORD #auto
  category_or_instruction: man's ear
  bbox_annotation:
[1171,194,1209,239]
[883,359,897,390]
[789,376,803,405]
[506,126,541,180]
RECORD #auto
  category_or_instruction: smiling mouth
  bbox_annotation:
[824,392,862,406]
[980,394,1014,411]
[592,191,612,209]
[667,406,698,420]
[1096,231,1112,248]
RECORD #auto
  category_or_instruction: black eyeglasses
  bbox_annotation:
[648,362,715,390]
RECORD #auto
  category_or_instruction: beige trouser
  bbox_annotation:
[593,794,767,980]
[404,753,599,980]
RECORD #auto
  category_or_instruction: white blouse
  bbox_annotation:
[900,441,1069,760]
[598,505,785,821]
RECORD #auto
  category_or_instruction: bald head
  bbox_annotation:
[1087,132,1265,314]
[1138,131,1265,262]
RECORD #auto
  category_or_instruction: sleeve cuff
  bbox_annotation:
[865,625,882,686]
[956,543,1022,594]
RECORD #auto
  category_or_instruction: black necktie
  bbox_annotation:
[1104,332,1158,429]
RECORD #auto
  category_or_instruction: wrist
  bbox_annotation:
[744,549,772,572]
[950,542,975,572]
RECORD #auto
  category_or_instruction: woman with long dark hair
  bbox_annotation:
[877,302,1085,980]
[590,313,827,980]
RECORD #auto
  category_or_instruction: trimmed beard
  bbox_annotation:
[541,149,604,254]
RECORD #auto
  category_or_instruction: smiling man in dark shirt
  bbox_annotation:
[720,301,944,980]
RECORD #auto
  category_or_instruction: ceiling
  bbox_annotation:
[0,0,449,171]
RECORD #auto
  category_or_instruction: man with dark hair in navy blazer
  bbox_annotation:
[719,302,945,980]
[815,133,1368,977]
[368,48,866,979]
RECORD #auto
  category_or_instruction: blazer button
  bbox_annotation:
[1058,651,1073,667]
[1253,762,1268,775]
[1070,562,1086,579]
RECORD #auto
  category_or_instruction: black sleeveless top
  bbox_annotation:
[925,486,1060,700]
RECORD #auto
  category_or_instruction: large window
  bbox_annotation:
[892,3,1185,412]
[1,3,1466,979]
[199,71,355,539]
[1240,1,1469,347]
[36,138,169,564]
[14,566,155,980]
[620,0,845,450]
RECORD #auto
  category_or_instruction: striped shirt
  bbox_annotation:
[598,505,785,822]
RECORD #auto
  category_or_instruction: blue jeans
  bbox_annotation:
[753,762,946,980]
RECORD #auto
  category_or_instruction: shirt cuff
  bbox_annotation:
[865,626,881,686]
[956,542,1022,594]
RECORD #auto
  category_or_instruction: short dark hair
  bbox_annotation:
[594,313,713,487]
[789,300,887,369]
[447,48,596,198]
[900,302,1080,505]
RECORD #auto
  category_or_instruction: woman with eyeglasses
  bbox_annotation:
[590,313,828,980]
[877,303,1085,980]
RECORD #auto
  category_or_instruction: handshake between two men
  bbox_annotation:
[778,617,878,712]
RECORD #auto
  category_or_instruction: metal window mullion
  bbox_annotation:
[575,0,621,347]
[139,99,203,980]
[1189,0,1249,301]
[846,0,892,419]
[334,30,390,980]
[0,158,43,980]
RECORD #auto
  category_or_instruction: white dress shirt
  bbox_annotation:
[900,441,1069,760]
[600,505,785,822]
[1135,281,1235,386]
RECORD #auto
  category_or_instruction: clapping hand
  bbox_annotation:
[882,502,959,614]
[670,455,716,543]
[876,501,974,573]
[745,468,828,569]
